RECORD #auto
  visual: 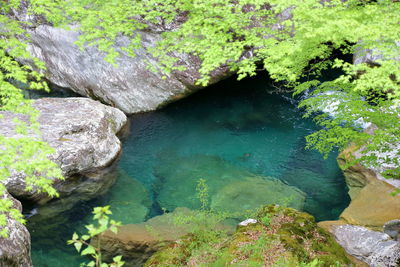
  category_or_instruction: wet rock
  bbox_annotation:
[0,192,32,267]
[332,224,400,267]
[155,154,305,214]
[0,98,127,205]
[27,163,120,221]
[384,219,400,241]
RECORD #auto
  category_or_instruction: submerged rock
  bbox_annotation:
[155,154,306,214]
[99,169,152,224]
[145,205,352,267]
[332,224,400,267]
[0,192,32,267]
[210,177,306,213]
[280,167,345,203]
[155,154,252,211]
[0,98,127,207]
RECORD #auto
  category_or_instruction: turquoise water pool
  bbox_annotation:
[28,74,350,266]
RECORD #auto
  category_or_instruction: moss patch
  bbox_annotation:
[145,205,351,267]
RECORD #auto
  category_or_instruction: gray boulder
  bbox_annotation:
[16,22,230,114]
[0,97,127,205]
[384,219,400,241]
[333,224,400,267]
[0,192,32,267]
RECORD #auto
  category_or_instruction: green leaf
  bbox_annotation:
[72,232,79,240]
[81,245,96,256]
[113,256,122,262]
[74,242,82,253]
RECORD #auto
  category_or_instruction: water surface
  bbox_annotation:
[29,74,350,266]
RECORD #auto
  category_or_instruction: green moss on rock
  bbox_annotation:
[145,205,351,267]
[254,206,351,266]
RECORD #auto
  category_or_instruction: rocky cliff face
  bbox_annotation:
[22,26,192,114]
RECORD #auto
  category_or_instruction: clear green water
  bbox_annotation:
[28,75,350,266]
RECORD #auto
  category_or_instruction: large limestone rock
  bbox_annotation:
[317,138,400,266]
[0,192,32,267]
[0,97,127,205]
[333,224,400,267]
[10,2,231,114]
[22,26,191,114]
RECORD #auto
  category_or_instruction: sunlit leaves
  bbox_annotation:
[299,81,400,178]
[23,0,399,99]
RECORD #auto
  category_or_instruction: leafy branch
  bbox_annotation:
[68,206,124,267]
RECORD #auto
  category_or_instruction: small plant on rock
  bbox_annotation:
[261,214,272,226]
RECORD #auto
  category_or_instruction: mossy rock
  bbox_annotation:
[253,205,352,266]
[145,205,351,267]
